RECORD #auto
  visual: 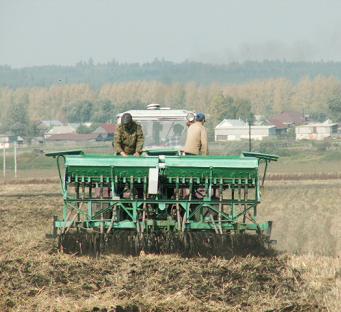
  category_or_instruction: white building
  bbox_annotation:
[295,120,338,140]
[215,119,276,141]
[45,125,77,138]
[38,120,63,128]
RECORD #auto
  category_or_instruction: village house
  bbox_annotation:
[295,120,338,140]
[36,120,63,135]
[45,125,77,138]
[215,119,276,141]
[269,111,306,136]
[0,133,25,147]
[68,122,92,130]
[0,133,11,144]
[46,133,99,143]
[93,123,115,141]
[0,133,22,144]
[37,120,63,129]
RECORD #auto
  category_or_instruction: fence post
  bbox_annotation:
[3,146,5,178]
[14,142,17,178]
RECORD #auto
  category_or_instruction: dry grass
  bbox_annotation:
[260,180,341,256]
[0,182,340,311]
[1,148,341,183]
[268,158,341,175]
[0,252,328,312]
[289,255,341,312]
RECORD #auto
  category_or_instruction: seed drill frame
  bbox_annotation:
[46,150,278,240]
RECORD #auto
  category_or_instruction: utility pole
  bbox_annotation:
[247,114,254,152]
[14,142,17,178]
[248,119,252,152]
[3,145,5,178]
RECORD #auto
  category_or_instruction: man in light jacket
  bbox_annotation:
[183,112,208,156]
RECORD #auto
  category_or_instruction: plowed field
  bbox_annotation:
[0,182,340,311]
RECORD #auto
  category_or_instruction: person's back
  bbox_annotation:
[183,119,208,155]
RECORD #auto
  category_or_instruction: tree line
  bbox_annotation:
[0,76,341,137]
[2,60,341,88]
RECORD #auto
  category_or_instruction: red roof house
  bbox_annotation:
[93,123,115,141]
[94,123,116,135]
[269,111,306,129]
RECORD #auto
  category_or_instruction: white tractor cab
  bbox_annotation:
[116,104,195,155]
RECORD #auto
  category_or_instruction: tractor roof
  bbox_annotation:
[117,109,192,121]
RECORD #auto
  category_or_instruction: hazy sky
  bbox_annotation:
[1,0,341,67]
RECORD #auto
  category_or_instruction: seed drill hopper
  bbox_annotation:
[46,149,278,256]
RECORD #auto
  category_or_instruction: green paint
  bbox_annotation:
[48,151,277,238]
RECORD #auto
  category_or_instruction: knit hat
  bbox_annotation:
[121,113,133,125]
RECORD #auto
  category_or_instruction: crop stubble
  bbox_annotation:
[0,182,340,311]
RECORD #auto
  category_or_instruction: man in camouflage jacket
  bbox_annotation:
[113,113,144,156]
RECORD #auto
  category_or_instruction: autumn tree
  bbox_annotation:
[1,101,32,137]
[92,100,115,123]
[117,100,147,114]
[209,93,232,122]
[234,98,254,123]
[207,93,235,139]
[66,100,94,123]
[328,96,341,122]
[209,94,254,124]
[1,74,341,130]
